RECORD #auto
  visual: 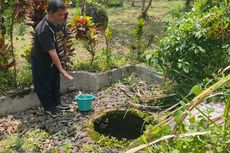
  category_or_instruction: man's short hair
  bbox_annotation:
[48,0,66,13]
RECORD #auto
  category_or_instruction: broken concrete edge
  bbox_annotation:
[0,65,163,116]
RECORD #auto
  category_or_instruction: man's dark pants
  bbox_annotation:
[31,56,61,111]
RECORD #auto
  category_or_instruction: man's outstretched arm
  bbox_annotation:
[49,49,74,80]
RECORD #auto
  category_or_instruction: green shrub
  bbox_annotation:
[107,0,123,7]
[0,70,14,95]
[21,44,32,64]
[149,0,229,92]
[16,64,32,88]
[81,2,108,28]
[72,53,127,72]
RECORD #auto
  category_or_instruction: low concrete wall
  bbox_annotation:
[0,89,40,116]
[0,65,162,116]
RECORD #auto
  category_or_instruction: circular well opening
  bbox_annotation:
[93,110,147,140]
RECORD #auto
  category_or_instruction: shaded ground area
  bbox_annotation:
[0,76,157,152]
[0,76,225,152]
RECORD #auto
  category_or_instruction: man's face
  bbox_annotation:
[51,9,67,25]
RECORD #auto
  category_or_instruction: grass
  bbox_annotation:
[107,0,184,47]
[0,129,49,152]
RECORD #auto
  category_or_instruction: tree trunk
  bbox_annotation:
[120,0,123,6]
[141,0,146,12]
[141,0,153,19]
[10,17,17,88]
[82,0,87,15]
[131,0,135,7]
[185,0,191,11]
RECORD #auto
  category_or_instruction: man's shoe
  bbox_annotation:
[57,103,70,110]
[45,109,61,117]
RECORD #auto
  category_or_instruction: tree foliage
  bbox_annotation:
[149,0,229,91]
[81,2,108,29]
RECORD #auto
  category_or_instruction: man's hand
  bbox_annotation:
[48,49,74,80]
[61,70,74,80]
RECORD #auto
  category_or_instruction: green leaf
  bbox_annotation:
[178,63,182,69]
[173,109,183,122]
[194,48,199,54]
[151,127,160,135]
[189,116,196,123]
[179,100,186,108]
[141,135,147,143]
[161,125,171,135]
[195,31,202,38]
[171,149,179,153]
[190,84,203,95]
[198,46,205,53]
[182,63,190,73]
[224,93,230,130]
[145,54,152,61]
[206,107,215,114]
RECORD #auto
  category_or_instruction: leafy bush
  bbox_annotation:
[0,20,15,94]
[71,15,99,65]
[71,53,127,72]
[99,27,113,71]
[93,0,123,7]
[148,0,229,91]
[71,59,100,72]
[96,53,127,72]
[16,64,32,88]
[81,2,108,28]
[26,0,47,30]
[130,18,145,61]
[0,70,14,95]
[107,0,123,7]
[0,129,49,152]
[21,44,32,64]
[131,18,155,62]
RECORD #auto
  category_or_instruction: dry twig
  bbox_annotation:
[172,74,230,134]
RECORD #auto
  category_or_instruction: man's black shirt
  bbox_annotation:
[31,16,66,65]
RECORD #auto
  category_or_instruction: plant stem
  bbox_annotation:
[10,16,17,88]
[223,93,230,150]
[172,74,230,134]
[125,131,210,153]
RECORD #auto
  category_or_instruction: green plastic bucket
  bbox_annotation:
[75,94,95,111]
